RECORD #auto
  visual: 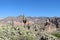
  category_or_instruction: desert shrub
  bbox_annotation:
[0,25,40,40]
[52,33,60,38]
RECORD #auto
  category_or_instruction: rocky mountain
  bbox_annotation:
[0,15,60,32]
[0,15,60,40]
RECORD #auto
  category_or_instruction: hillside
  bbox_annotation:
[0,15,60,40]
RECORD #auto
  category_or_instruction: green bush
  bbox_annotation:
[52,33,60,38]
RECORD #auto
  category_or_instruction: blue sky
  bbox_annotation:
[0,0,60,17]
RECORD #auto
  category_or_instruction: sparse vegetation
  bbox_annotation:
[0,25,39,40]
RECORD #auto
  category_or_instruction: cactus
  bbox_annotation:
[11,18,14,27]
[22,15,27,28]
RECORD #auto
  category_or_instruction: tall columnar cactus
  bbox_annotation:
[11,18,14,27]
[22,15,27,28]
